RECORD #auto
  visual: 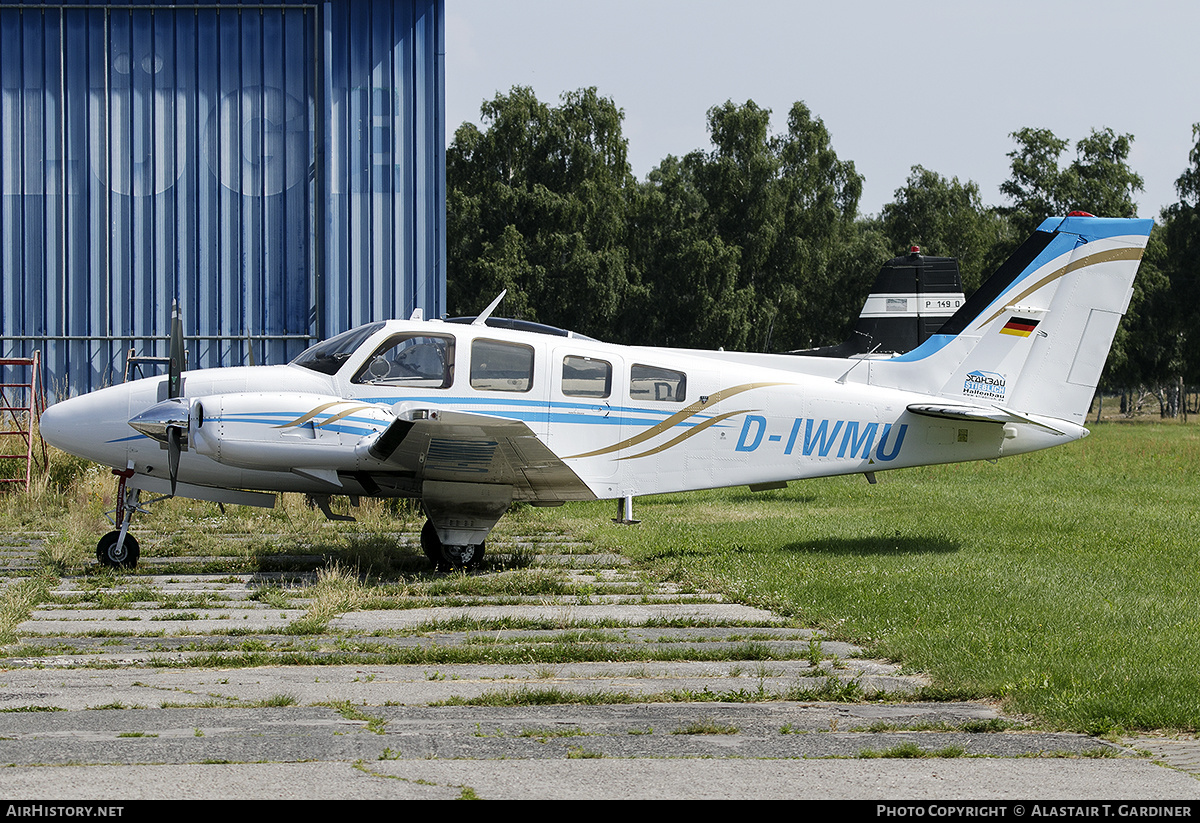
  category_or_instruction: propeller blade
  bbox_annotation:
[167,425,182,496]
[168,300,184,399]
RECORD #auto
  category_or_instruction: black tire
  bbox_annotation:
[419,521,484,571]
[97,531,140,569]
[442,540,485,571]
[419,520,442,566]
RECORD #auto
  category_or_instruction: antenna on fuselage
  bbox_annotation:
[472,290,507,326]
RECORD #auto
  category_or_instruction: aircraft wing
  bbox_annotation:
[368,408,596,502]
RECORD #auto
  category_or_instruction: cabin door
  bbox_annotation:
[548,347,623,480]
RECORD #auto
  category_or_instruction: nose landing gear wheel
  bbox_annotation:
[420,520,485,571]
[97,531,140,569]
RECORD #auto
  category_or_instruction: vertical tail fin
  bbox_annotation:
[799,248,966,357]
[870,215,1153,424]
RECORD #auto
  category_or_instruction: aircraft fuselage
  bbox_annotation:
[41,319,1075,505]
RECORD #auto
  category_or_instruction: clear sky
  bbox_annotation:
[445,0,1200,220]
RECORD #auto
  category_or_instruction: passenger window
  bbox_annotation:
[562,355,611,398]
[630,364,686,403]
[470,339,534,392]
[352,334,455,388]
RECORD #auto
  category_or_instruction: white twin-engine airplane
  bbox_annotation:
[40,214,1152,570]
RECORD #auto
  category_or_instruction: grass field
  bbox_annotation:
[2,420,1199,733]
[535,422,1200,733]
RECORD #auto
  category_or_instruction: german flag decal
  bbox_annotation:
[1000,317,1040,337]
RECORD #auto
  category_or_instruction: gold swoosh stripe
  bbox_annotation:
[618,409,753,461]
[276,401,357,429]
[315,404,376,428]
[564,382,789,459]
[977,246,1144,328]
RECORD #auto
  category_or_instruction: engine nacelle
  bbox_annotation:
[188,393,394,472]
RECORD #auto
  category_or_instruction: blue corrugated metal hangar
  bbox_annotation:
[0,0,446,393]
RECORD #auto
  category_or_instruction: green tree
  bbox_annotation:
[1000,127,1143,238]
[446,87,637,337]
[771,102,869,349]
[673,100,865,350]
[1157,124,1200,388]
[880,166,1009,293]
[1071,128,1144,219]
[810,217,893,348]
[999,127,1071,238]
[624,155,748,348]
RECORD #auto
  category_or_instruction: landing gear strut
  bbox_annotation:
[97,469,142,569]
[420,520,485,572]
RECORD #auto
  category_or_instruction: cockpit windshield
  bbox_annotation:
[290,322,386,375]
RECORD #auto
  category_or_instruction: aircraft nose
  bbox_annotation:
[38,398,75,453]
[38,387,133,466]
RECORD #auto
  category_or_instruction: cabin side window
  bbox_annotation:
[351,334,455,388]
[470,338,535,392]
[561,355,611,398]
[630,363,686,403]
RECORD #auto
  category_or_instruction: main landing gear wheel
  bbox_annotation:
[420,520,485,572]
[97,531,140,569]
[419,520,441,566]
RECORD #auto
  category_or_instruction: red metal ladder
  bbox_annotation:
[0,352,48,492]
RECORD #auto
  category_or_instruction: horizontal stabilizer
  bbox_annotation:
[906,403,1074,435]
[907,403,1014,425]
